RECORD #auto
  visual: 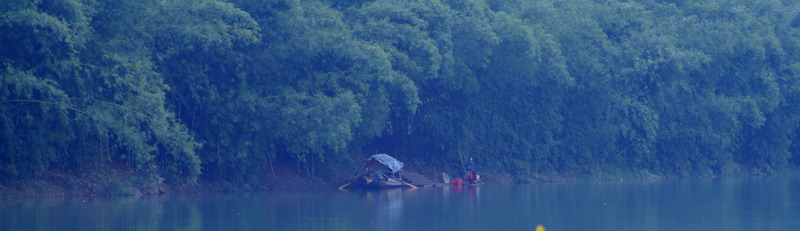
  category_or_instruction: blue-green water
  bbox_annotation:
[2,177,800,231]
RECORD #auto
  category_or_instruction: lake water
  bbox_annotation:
[2,177,800,231]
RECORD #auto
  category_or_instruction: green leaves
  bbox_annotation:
[1,0,202,183]
[4,0,800,185]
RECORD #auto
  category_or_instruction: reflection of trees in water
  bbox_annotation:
[5,180,800,231]
[0,196,180,230]
[447,184,481,230]
[158,195,202,231]
[3,192,370,230]
[364,189,404,231]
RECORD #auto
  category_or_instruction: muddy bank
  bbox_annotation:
[0,164,345,198]
[0,160,481,198]
[4,160,790,198]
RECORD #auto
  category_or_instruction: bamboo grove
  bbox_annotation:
[3,0,800,184]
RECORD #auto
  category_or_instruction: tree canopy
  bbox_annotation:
[4,0,800,184]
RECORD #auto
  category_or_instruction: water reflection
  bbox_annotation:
[361,189,404,231]
[2,177,800,231]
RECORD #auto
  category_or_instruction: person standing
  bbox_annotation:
[465,157,478,183]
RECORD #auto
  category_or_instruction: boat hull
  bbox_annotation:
[347,178,406,189]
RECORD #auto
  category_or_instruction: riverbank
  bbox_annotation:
[0,163,346,198]
[3,161,797,198]
[0,159,449,197]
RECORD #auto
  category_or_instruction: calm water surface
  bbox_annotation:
[2,177,800,231]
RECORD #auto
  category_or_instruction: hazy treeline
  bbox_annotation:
[3,0,800,184]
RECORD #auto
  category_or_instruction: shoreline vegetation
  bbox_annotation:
[5,0,800,198]
[3,162,797,198]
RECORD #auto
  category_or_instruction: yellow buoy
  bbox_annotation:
[536,224,545,231]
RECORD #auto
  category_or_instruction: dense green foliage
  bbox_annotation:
[4,0,800,184]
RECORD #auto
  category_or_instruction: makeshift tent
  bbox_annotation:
[359,153,404,173]
[338,153,417,189]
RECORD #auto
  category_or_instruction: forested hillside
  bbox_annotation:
[4,0,800,186]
